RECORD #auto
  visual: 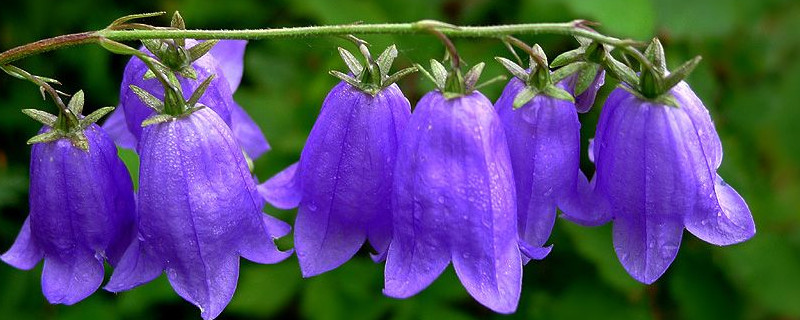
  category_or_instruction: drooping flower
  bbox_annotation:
[103,39,269,159]
[383,84,545,313]
[2,93,135,305]
[259,45,413,276]
[589,82,755,284]
[105,106,291,319]
[493,47,605,253]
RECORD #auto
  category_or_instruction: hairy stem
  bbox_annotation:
[0,20,639,65]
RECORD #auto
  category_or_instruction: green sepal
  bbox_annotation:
[464,62,485,91]
[188,40,218,63]
[80,106,115,129]
[513,86,537,109]
[100,37,144,56]
[67,90,85,114]
[574,63,601,96]
[329,70,364,90]
[384,66,418,88]
[644,38,667,74]
[472,75,507,91]
[171,12,187,47]
[620,85,680,108]
[141,39,165,57]
[107,12,166,29]
[21,109,57,127]
[551,48,584,68]
[186,75,215,107]
[129,85,164,112]
[495,57,529,82]
[603,52,639,87]
[551,62,586,84]
[26,130,62,145]
[375,45,398,77]
[141,114,177,127]
[178,66,198,80]
[429,59,448,89]
[337,47,364,78]
[663,56,702,92]
[543,85,575,102]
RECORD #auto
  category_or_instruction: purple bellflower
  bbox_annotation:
[493,50,605,254]
[383,60,548,313]
[105,104,290,318]
[2,93,135,305]
[259,45,414,276]
[589,81,755,284]
[103,39,269,159]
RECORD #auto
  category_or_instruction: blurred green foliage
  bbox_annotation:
[1,0,798,319]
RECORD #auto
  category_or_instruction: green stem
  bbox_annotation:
[0,20,638,65]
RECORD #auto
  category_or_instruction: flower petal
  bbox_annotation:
[597,92,692,284]
[258,162,302,209]
[1,216,43,270]
[208,40,247,91]
[101,107,138,150]
[105,239,163,292]
[41,252,104,305]
[230,102,270,159]
[166,254,239,320]
[685,174,755,245]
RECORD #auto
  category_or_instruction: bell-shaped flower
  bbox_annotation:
[259,45,414,277]
[103,39,269,159]
[383,59,546,313]
[2,93,135,305]
[589,82,755,284]
[105,105,291,320]
[493,48,605,253]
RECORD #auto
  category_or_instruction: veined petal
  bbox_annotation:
[1,217,43,270]
[258,162,302,209]
[41,252,104,305]
[101,107,138,150]
[230,102,270,159]
[105,240,163,292]
[294,82,410,276]
[167,254,239,320]
[208,40,247,91]
[672,82,723,168]
[597,92,692,284]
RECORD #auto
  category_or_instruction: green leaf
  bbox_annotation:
[494,57,529,82]
[337,47,363,78]
[188,40,219,62]
[67,90,85,114]
[513,86,537,109]
[21,109,57,127]
[375,44,398,77]
[129,85,164,112]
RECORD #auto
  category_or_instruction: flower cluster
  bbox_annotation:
[2,22,755,318]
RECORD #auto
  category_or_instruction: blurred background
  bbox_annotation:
[1,0,798,319]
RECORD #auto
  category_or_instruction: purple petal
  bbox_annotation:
[230,102,270,159]
[518,241,552,260]
[673,81,723,168]
[559,172,611,226]
[384,91,521,313]
[41,253,104,305]
[574,70,606,113]
[1,217,43,270]
[127,108,288,316]
[596,91,693,284]
[496,77,583,247]
[294,82,410,277]
[101,107,138,150]
[239,214,293,264]
[685,175,755,245]
[258,162,302,209]
[208,40,247,91]
[104,239,163,292]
